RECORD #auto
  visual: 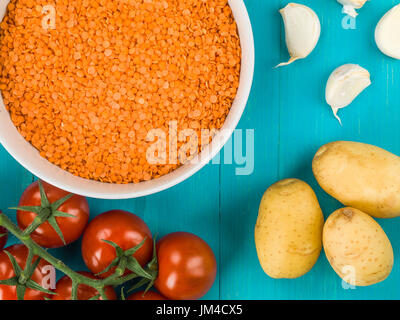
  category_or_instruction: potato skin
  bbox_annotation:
[313,141,400,218]
[255,179,324,279]
[323,207,393,286]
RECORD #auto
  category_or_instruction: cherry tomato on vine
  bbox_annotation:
[81,210,153,278]
[17,181,90,248]
[52,271,117,300]
[155,232,217,300]
[0,212,8,250]
[0,244,52,300]
[127,290,167,300]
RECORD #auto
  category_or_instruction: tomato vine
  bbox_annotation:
[0,181,216,300]
[0,212,158,300]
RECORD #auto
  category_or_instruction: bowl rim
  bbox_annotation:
[0,0,255,199]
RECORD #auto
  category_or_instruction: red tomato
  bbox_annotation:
[17,181,90,248]
[127,291,167,300]
[0,212,8,250]
[0,244,52,300]
[155,232,217,300]
[81,210,153,278]
[52,271,117,300]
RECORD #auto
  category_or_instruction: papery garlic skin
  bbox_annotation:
[337,0,368,18]
[326,64,371,125]
[375,4,400,60]
[276,3,321,67]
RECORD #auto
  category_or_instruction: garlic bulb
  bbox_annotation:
[276,3,321,67]
[337,0,368,18]
[325,64,371,125]
[375,4,400,60]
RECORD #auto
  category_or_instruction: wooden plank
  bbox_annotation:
[0,0,400,300]
[220,0,281,299]
[0,145,33,243]
[220,0,400,299]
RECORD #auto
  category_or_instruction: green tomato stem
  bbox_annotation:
[21,207,51,236]
[0,213,108,299]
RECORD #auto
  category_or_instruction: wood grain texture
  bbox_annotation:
[0,0,400,300]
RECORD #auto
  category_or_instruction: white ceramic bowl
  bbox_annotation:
[0,0,254,199]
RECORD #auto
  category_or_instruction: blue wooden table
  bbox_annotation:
[1,0,400,300]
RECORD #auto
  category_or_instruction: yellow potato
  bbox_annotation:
[323,207,393,286]
[313,141,400,218]
[255,179,324,279]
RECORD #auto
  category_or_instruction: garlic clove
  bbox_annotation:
[325,64,371,125]
[276,3,321,68]
[375,4,400,60]
[337,0,368,18]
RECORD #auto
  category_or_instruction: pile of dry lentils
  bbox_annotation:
[0,0,241,183]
